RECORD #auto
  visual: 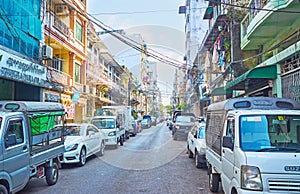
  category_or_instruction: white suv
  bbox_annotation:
[187,123,206,168]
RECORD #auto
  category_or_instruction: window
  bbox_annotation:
[5,119,24,148]
[75,21,83,42]
[226,117,235,138]
[74,63,81,83]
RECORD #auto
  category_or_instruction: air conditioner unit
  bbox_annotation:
[55,4,69,16]
[42,45,53,59]
[83,85,89,93]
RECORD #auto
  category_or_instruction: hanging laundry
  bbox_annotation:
[212,44,219,65]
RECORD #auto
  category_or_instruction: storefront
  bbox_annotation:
[225,64,277,97]
[0,48,48,101]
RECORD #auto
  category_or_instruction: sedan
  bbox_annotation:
[54,123,105,166]
[187,123,206,168]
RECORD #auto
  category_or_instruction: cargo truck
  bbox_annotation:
[0,101,66,194]
[91,106,133,147]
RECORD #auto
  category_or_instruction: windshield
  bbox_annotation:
[92,118,115,129]
[65,126,83,136]
[240,115,300,152]
[176,115,195,123]
[198,126,205,139]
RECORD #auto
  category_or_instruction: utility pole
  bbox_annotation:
[128,78,131,106]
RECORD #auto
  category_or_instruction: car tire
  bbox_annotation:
[99,141,105,156]
[0,184,8,194]
[195,150,202,168]
[78,147,87,166]
[45,162,59,186]
[119,136,124,146]
[209,171,220,193]
[188,148,193,158]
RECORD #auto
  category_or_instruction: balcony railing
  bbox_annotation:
[47,65,71,86]
[53,13,70,36]
[45,10,71,38]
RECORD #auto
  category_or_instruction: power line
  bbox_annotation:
[87,13,184,68]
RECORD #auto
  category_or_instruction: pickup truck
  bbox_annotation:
[0,101,66,194]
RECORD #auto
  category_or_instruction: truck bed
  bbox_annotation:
[206,147,222,173]
[30,128,64,166]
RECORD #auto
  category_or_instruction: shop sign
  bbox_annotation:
[45,93,60,102]
[0,49,47,86]
[72,92,81,104]
[65,107,75,119]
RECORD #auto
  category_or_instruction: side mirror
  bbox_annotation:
[222,136,234,151]
[194,134,197,139]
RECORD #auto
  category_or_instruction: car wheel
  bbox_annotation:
[0,184,8,194]
[119,136,124,146]
[45,162,59,186]
[208,171,220,193]
[195,150,202,168]
[188,147,193,158]
[78,148,87,166]
[99,141,105,156]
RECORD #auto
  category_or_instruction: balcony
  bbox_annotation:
[44,9,74,44]
[47,65,71,86]
[241,0,300,50]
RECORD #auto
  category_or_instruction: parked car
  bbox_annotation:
[54,123,105,166]
[187,123,206,168]
[172,112,196,140]
[166,117,172,127]
[141,118,151,128]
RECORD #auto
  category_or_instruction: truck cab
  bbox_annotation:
[91,115,124,147]
[206,97,300,194]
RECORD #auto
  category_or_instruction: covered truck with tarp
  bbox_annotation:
[0,101,66,194]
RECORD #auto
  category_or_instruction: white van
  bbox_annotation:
[205,97,300,194]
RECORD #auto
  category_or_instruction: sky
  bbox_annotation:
[87,0,186,32]
[87,0,187,105]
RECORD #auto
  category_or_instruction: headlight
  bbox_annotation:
[200,147,206,155]
[175,125,180,129]
[65,144,78,152]
[241,165,263,191]
[108,131,116,136]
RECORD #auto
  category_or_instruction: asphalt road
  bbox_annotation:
[19,122,223,194]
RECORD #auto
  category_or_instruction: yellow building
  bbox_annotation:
[43,0,88,122]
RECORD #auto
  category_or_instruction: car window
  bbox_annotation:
[5,118,24,148]
[176,116,195,122]
[92,118,115,129]
[65,126,81,136]
[198,126,205,139]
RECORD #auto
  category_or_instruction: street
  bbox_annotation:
[19,122,223,194]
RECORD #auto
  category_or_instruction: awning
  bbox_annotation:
[210,87,233,96]
[225,64,277,90]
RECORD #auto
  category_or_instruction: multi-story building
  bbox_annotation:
[43,0,88,122]
[0,1,49,102]
[196,0,300,110]
[180,0,208,116]
[86,21,115,120]
[226,0,300,101]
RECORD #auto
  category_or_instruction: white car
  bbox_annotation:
[54,123,105,166]
[187,123,206,168]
